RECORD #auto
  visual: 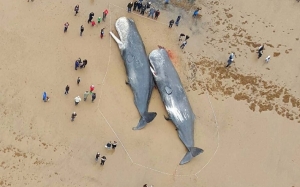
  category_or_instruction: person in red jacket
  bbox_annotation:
[90,85,95,93]
[103,9,108,22]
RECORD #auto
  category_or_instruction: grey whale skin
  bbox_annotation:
[149,48,203,165]
[109,17,157,130]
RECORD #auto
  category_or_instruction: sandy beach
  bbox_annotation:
[0,0,300,186]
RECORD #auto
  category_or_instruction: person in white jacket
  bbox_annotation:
[74,96,81,105]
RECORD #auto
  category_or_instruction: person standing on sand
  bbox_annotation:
[100,156,106,165]
[83,91,89,101]
[148,7,155,19]
[92,93,96,102]
[100,28,105,39]
[71,112,77,121]
[80,25,84,36]
[28,0,34,2]
[75,60,79,70]
[64,22,69,33]
[257,50,263,59]
[103,9,108,22]
[226,53,235,68]
[90,85,95,93]
[95,153,100,161]
[74,96,81,105]
[88,12,94,23]
[127,2,134,12]
[112,141,117,149]
[65,85,70,95]
[77,77,81,85]
[265,55,271,63]
[154,9,160,20]
[137,2,142,12]
[82,59,87,68]
[179,33,185,41]
[180,40,187,49]
[175,16,181,26]
[169,19,174,28]
[193,8,201,18]
[133,1,139,11]
[74,5,79,16]
[98,17,102,24]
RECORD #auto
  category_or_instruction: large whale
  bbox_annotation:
[149,48,203,165]
[109,17,157,130]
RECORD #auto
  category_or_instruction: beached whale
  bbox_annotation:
[109,17,156,130]
[149,48,203,165]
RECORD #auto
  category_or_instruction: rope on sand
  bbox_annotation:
[96,2,220,178]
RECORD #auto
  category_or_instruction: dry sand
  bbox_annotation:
[0,0,300,186]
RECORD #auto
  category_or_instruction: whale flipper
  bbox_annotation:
[179,147,204,165]
[109,31,124,50]
[132,112,157,130]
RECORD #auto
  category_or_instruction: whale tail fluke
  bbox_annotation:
[132,112,157,130]
[179,147,204,165]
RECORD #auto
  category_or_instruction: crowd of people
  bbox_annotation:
[127,1,161,19]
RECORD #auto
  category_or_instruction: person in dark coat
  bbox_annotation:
[65,85,70,94]
[169,19,174,28]
[133,1,139,11]
[175,16,181,26]
[92,93,96,102]
[127,2,133,12]
[154,9,160,20]
[88,12,94,23]
[74,5,79,16]
[81,59,87,68]
[137,2,142,12]
[140,4,146,15]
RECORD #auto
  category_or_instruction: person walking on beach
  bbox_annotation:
[74,5,79,16]
[95,152,100,161]
[154,9,160,20]
[148,7,155,19]
[127,2,133,12]
[100,156,106,165]
[77,77,81,85]
[169,19,174,28]
[74,96,81,105]
[65,85,70,95]
[71,112,77,121]
[64,22,69,33]
[88,12,94,23]
[257,45,264,53]
[257,50,263,59]
[265,55,271,63]
[226,53,235,68]
[133,1,139,11]
[92,93,96,102]
[175,16,181,26]
[103,9,108,22]
[80,25,84,36]
[75,60,79,70]
[112,141,117,149]
[83,91,89,101]
[98,17,102,24]
[100,28,105,39]
[105,141,112,149]
[193,8,201,18]
[180,40,187,49]
[179,33,185,41]
[90,85,95,93]
[81,59,87,68]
